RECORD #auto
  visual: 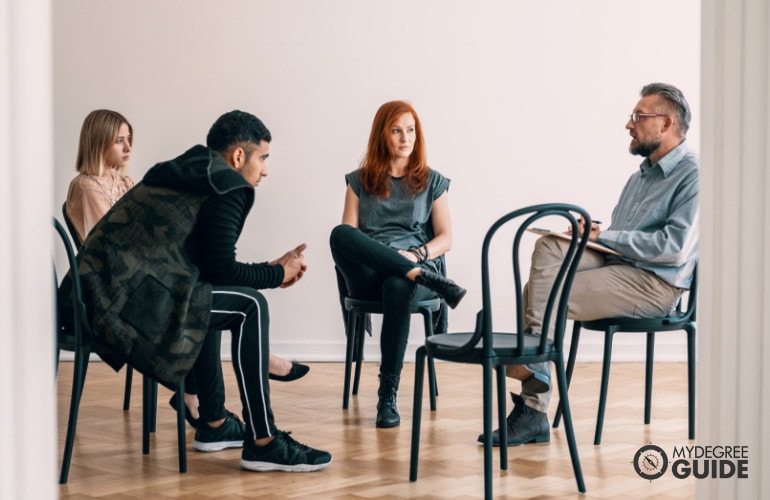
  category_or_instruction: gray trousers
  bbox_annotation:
[520,236,682,412]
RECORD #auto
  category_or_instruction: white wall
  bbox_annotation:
[53,0,701,362]
[699,0,770,497]
[1,0,58,498]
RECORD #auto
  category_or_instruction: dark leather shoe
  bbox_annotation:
[169,393,202,430]
[477,393,550,446]
[415,270,467,309]
[269,361,310,382]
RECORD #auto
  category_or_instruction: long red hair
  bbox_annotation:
[358,100,429,198]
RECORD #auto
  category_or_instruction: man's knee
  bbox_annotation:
[531,236,568,268]
[214,286,268,312]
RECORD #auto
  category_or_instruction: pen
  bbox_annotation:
[593,220,603,225]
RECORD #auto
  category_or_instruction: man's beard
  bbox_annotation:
[628,137,662,158]
[630,137,662,158]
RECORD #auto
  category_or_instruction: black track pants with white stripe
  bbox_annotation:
[205,286,276,440]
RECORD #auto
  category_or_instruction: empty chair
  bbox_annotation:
[409,203,590,499]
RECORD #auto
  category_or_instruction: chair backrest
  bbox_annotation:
[674,262,697,323]
[687,263,697,321]
[447,203,591,357]
[53,217,92,349]
[62,202,83,250]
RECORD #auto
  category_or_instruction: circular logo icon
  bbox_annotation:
[633,444,668,480]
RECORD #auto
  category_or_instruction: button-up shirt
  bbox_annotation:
[598,140,698,289]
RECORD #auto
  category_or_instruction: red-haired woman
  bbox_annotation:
[330,100,466,428]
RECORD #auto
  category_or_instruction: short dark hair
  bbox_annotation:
[641,83,691,137]
[206,110,272,154]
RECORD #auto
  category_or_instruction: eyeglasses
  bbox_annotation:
[629,112,668,124]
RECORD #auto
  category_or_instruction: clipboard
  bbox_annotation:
[527,228,622,256]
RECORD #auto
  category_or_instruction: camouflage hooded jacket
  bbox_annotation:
[61,145,262,389]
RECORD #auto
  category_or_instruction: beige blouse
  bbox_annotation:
[65,169,136,244]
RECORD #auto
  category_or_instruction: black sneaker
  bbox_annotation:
[476,393,550,446]
[193,411,245,452]
[240,431,332,472]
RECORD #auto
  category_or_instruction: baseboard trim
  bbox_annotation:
[59,330,692,363]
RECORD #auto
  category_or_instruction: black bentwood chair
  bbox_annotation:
[341,295,443,410]
[62,201,136,412]
[335,262,447,412]
[409,204,590,499]
[553,265,698,444]
[53,217,187,484]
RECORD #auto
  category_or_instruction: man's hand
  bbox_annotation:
[270,243,308,288]
[569,218,602,242]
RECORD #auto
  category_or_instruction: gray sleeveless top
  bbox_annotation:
[345,169,450,252]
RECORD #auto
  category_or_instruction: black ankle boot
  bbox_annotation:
[477,393,550,447]
[376,373,401,428]
[415,270,467,309]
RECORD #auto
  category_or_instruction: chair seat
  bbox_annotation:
[581,311,691,332]
[344,297,441,313]
[425,331,555,363]
[58,325,112,354]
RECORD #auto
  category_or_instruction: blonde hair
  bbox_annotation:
[75,109,133,176]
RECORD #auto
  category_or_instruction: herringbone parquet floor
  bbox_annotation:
[57,360,695,499]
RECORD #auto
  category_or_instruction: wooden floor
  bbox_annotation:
[57,361,695,499]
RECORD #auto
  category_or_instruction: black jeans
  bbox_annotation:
[193,285,275,440]
[330,224,434,377]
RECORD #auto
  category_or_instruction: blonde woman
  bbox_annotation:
[66,109,135,245]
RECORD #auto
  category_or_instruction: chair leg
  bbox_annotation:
[150,378,158,433]
[421,308,438,411]
[482,360,494,500]
[594,327,617,445]
[142,375,152,454]
[555,358,586,493]
[59,350,90,484]
[123,366,133,411]
[686,324,696,439]
[175,382,187,473]
[140,376,187,472]
[352,316,365,396]
[554,321,582,428]
[644,332,655,425]
[495,365,508,470]
[409,346,427,482]
[342,311,357,409]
